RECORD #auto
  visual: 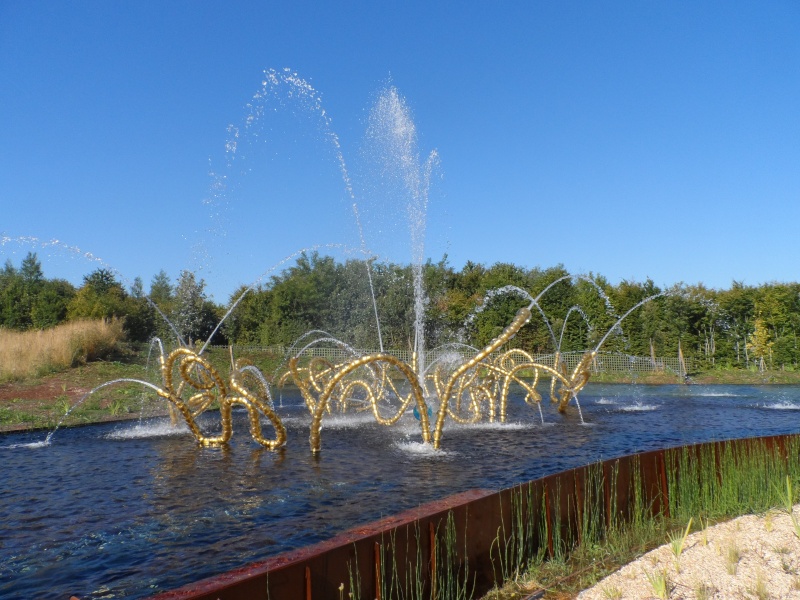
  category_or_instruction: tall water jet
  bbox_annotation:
[203,68,386,350]
[363,86,439,379]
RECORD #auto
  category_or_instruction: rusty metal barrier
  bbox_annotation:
[148,432,800,600]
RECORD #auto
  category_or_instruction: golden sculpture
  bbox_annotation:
[141,298,601,453]
[287,306,596,452]
[156,347,287,450]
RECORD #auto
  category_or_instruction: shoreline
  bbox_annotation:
[3,363,800,434]
[590,370,800,386]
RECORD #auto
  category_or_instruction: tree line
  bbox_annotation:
[2,251,798,370]
[0,253,220,346]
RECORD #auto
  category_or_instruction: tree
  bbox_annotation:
[747,318,773,371]
[82,269,118,294]
[67,269,142,341]
[149,270,173,307]
[20,252,44,285]
[717,281,756,365]
[124,296,157,342]
[171,271,220,345]
[222,285,272,345]
[0,253,74,330]
[0,260,27,328]
[0,253,45,329]
[30,279,75,328]
[130,277,145,298]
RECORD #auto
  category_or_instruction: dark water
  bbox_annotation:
[3,383,800,599]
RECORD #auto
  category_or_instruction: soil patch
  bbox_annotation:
[0,360,165,433]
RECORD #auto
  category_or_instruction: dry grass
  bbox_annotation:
[0,319,125,380]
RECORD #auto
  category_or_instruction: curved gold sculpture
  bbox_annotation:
[144,301,597,452]
[305,353,431,453]
[287,306,597,452]
[156,348,287,450]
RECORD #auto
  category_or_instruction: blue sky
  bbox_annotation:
[2,1,799,301]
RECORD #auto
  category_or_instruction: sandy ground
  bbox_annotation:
[577,508,800,599]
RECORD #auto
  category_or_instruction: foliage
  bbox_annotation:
[170,270,220,345]
[748,318,774,369]
[66,268,159,342]
[5,252,800,370]
[0,253,76,330]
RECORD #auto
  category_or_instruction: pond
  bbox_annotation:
[3,383,800,599]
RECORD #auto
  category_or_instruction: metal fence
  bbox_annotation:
[206,345,691,375]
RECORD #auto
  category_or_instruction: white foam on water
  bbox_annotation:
[106,422,191,439]
[394,441,454,457]
[0,440,49,450]
[694,392,740,397]
[319,413,378,430]
[762,402,800,411]
[619,404,659,412]
[596,398,617,405]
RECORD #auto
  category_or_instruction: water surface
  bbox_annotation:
[3,383,800,599]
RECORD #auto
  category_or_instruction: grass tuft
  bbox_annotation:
[747,569,770,600]
[0,319,125,380]
[667,517,692,572]
[695,582,716,600]
[725,541,740,575]
[644,568,670,599]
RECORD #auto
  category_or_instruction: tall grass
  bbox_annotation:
[482,438,800,598]
[666,437,800,521]
[0,319,125,380]
[372,514,474,600]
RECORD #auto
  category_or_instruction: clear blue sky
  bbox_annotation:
[2,1,799,302]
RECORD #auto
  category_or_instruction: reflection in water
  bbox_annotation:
[3,384,800,599]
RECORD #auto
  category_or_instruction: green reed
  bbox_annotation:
[666,437,800,522]
[331,436,800,599]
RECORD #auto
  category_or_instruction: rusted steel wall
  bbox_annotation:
[149,433,800,600]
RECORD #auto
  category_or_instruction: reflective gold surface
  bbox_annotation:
[288,306,597,452]
[151,306,595,452]
[156,348,287,450]
[306,353,431,453]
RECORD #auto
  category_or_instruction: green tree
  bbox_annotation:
[0,253,71,330]
[130,276,145,298]
[149,270,173,307]
[717,281,756,366]
[754,284,800,368]
[747,317,773,370]
[31,279,75,328]
[68,269,130,320]
[0,260,28,328]
[171,271,221,345]
[20,252,44,285]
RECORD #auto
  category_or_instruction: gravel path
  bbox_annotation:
[578,508,800,599]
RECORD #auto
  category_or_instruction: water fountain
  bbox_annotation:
[4,73,636,456]
[5,71,799,600]
[41,277,630,454]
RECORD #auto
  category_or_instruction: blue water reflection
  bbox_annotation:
[3,383,800,599]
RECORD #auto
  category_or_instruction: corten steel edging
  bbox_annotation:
[148,488,496,600]
[147,433,800,600]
